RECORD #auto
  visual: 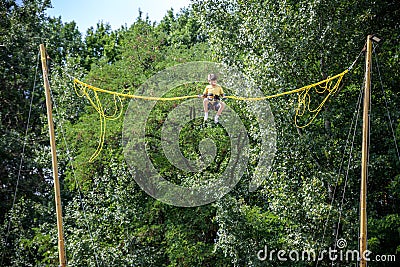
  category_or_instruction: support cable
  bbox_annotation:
[1,51,40,266]
[373,43,400,164]
[333,73,365,267]
[315,47,364,267]
[49,66,103,267]
[316,78,364,267]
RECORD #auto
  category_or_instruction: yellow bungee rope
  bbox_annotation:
[73,69,348,162]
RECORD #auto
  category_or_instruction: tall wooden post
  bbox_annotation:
[360,35,372,267]
[39,44,67,267]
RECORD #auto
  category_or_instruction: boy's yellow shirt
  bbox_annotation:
[203,84,224,96]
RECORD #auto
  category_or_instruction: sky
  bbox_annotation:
[46,0,192,33]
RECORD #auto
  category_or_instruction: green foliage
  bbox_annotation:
[44,17,84,67]
[83,22,122,69]
[1,1,399,266]
[192,0,400,265]
[157,8,206,48]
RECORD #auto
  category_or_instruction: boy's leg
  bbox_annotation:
[203,98,209,112]
[214,102,225,123]
[216,102,225,116]
[203,98,209,121]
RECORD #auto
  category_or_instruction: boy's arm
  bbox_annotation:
[199,87,208,98]
[202,87,208,97]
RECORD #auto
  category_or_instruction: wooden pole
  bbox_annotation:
[39,44,67,267]
[360,35,372,267]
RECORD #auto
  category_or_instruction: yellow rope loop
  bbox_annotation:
[74,79,126,162]
[315,80,330,94]
[73,69,348,161]
[295,70,347,128]
[74,80,85,97]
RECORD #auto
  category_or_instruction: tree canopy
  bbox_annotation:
[1,0,399,266]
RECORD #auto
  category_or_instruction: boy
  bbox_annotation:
[199,74,225,123]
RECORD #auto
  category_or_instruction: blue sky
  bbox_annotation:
[46,0,192,32]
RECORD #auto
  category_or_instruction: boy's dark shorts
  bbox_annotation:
[208,101,221,111]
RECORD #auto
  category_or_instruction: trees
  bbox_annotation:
[0,0,86,265]
[0,1,53,264]
[1,0,399,266]
[193,0,400,265]
[0,0,51,218]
